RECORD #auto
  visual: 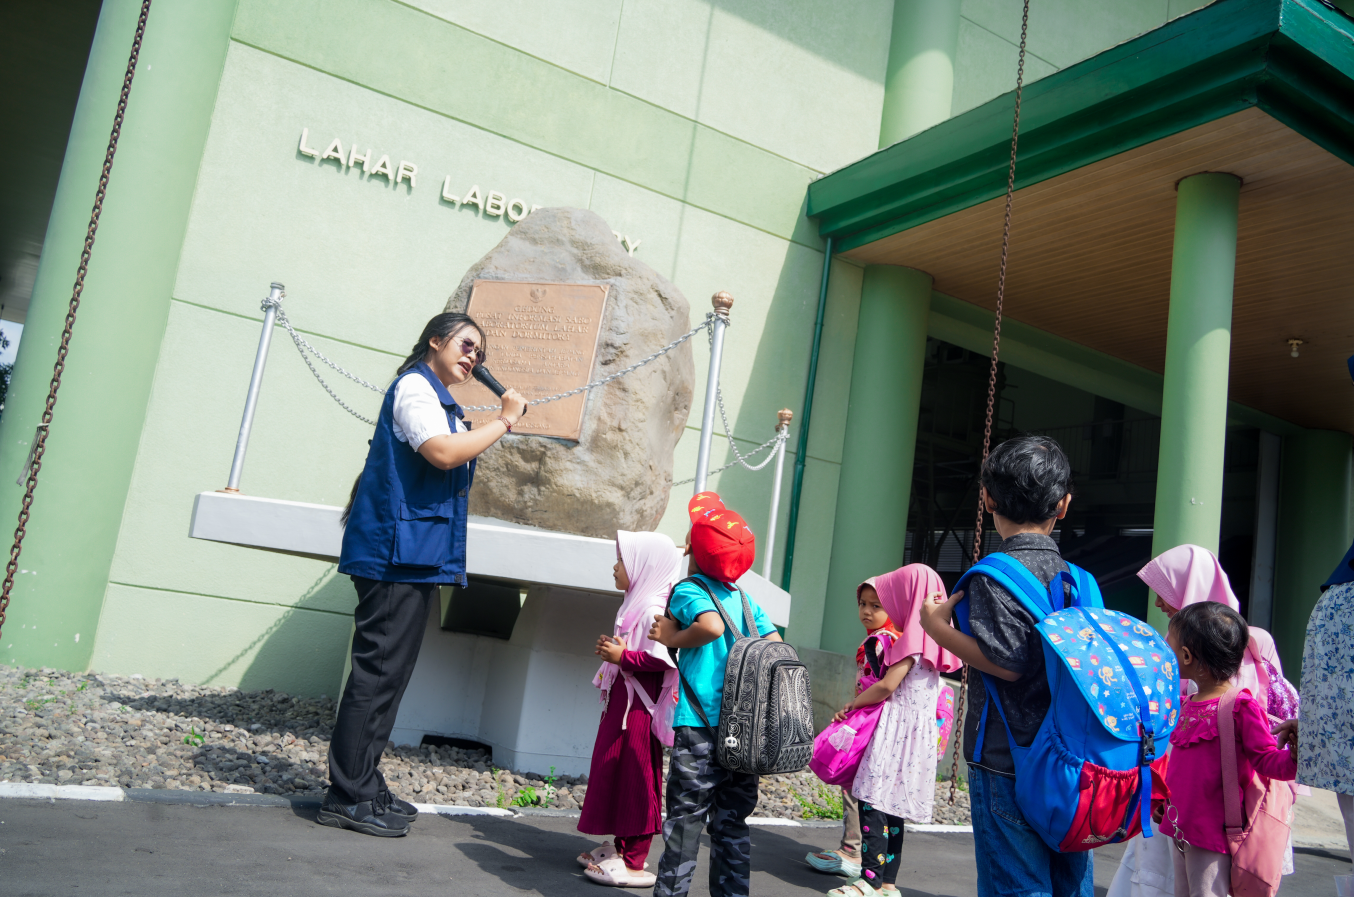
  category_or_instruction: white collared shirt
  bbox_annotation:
[392,374,466,450]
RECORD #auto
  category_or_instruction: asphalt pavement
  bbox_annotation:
[0,797,1348,896]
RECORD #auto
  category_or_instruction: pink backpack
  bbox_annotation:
[810,640,887,786]
[809,702,884,786]
[935,684,956,760]
[1218,688,1293,897]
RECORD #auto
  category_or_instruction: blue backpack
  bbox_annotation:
[954,554,1180,852]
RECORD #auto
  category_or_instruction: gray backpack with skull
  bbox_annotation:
[669,577,814,775]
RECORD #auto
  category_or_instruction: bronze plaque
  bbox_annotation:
[459,280,609,441]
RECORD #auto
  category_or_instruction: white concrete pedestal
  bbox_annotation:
[189,491,792,775]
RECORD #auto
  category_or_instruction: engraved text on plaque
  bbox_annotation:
[459,280,609,441]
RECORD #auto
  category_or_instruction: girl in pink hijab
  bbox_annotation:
[827,564,962,897]
[1138,543,1297,719]
[1107,544,1300,897]
[577,531,683,887]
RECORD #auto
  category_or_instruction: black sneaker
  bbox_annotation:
[379,789,418,823]
[316,793,410,837]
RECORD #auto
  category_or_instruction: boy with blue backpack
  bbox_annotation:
[921,436,1178,897]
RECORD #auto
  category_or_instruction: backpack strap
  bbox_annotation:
[662,575,757,735]
[951,553,1045,765]
[1217,688,1245,836]
[1074,605,1158,838]
[956,553,1056,619]
[951,553,1091,766]
[864,636,886,680]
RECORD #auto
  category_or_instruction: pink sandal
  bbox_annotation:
[577,842,618,868]
[584,856,657,888]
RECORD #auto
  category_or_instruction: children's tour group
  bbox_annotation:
[320,312,1354,897]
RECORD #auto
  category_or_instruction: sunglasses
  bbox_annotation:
[446,336,484,364]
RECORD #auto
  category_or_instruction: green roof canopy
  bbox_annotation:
[808,0,1354,252]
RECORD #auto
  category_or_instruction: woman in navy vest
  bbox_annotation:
[318,312,525,837]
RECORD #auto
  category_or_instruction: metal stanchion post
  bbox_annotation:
[761,409,792,580]
[692,291,732,494]
[221,282,284,493]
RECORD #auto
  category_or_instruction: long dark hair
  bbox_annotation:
[395,312,487,376]
[341,312,488,527]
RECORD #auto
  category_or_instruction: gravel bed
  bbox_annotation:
[0,666,970,824]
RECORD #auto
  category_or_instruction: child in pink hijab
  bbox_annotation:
[577,531,684,887]
[1107,544,1301,897]
[1138,544,1297,719]
[827,564,962,897]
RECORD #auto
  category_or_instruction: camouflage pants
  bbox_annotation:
[654,727,759,897]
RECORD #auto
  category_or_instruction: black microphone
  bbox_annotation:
[473,365,528,415]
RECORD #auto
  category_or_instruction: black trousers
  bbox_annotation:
[327,576,437,804]
[859,800,905,886]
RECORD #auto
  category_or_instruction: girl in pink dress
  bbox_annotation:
[1110,543,1302,897]
[1160,600,1296,897]
[577,531,684,888]
[828,565,962,897]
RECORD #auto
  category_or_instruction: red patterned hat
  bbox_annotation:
[687,491,725,521]
[688,492,755,583]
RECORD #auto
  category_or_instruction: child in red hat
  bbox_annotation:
[647,492,782,897]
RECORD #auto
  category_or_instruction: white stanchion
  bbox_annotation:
[222,282,283,493]
[762,409,792,580]
[692,291,732,494]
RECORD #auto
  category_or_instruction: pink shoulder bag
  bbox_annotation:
[1218,688,1293,897]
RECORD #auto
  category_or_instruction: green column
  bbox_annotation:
[1272,430,1352,677]
[820,266,931,656]
[0,0,237,670]
[1147,173,1241,632]
[879,0,961,147]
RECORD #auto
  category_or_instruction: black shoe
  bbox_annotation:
[379,789,418,823]
[316,793,410,837]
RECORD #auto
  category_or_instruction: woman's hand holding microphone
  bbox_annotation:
[498,387,527,430]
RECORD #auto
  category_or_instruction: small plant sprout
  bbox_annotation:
[790,781,845,820]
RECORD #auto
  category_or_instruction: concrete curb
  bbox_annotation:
[0,783,979,834]
[0,783,127,802]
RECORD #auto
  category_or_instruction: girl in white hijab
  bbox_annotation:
[576,531,683,887]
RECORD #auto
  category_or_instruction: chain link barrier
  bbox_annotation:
[268,294,786,486]
[266,293,717,425]
[949,0,1029,807]
[0,0,152,643]
[673,324,789,485]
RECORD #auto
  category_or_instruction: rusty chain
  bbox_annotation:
[949,0,1029,806]
[0,0,152,642]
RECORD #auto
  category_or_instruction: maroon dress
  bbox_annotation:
[578,650,669,839]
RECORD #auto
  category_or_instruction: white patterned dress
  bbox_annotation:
[1297,580,1354,793]
[851,656,941,822]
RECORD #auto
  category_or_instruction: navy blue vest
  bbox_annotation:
[339,362,476,584]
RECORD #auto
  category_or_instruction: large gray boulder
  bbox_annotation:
[446,207,695,538]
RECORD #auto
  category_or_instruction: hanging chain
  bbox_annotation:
[672,324,787,485]
[672,427,786,486]
[0,0,152,642]
[265,299,386,426]
[950,0,1029,806]
[458,313,715,414]
[267,294,714,424]
[266,294,780,483]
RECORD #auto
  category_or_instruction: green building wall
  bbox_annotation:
[6,0,1317,695]
[60,0,897,692]
[0,0,238,672]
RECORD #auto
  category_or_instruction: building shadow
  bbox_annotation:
[201,562,356,699]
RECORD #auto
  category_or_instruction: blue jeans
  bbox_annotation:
[969,767,1094,897]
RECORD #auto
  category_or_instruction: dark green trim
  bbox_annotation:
[808,0,1354,252]
[781,237,833,592]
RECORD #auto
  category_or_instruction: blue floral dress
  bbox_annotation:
[1297,581,1354,793]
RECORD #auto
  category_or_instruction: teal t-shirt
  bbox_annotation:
[669,574,776,729]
